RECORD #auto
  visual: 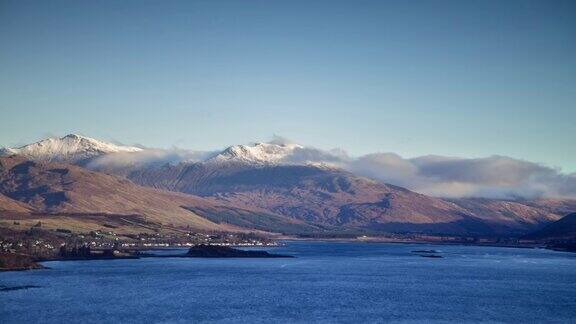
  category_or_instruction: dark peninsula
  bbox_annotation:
[0,252,44,271]
[184,244,294,258]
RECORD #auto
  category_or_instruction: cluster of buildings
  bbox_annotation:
[0,228,277,259]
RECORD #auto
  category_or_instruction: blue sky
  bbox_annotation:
[1,0,575,172]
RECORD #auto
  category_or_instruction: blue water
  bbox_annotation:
[1,241,576,323]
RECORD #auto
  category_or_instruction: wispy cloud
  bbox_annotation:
[278,142,576,199]
[87,148,216,170]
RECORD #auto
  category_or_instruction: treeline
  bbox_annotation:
[59,245,92,258]
[58,244,119,259]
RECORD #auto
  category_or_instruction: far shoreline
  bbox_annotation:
[277,236,546,249]
[2,239,573,273]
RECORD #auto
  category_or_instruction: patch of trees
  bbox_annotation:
[59,244,92,258]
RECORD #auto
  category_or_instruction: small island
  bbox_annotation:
[419,254,443,258]
[412,250,441,254]
[412,249,443,258]
[184,244,294,258]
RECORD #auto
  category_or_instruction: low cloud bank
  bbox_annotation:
[348,154,576,199]
[87,148,216,170]
[88,142,576,200]
[279,146,576,200]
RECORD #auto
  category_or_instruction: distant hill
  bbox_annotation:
[523,213,576,241]
[447,198,568,234]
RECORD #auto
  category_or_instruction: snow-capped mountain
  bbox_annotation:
[1,134,345,170]
[0,134,142,163]
[208,142,304,164]
[1,134,329,168]
[2,134,573,237]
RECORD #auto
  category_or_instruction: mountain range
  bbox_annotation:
[1,134,575,238]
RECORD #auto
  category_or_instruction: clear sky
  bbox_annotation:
[1,0,575,172]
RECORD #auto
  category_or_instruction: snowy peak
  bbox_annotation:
[1,134,142,163]
[209,142,303,164]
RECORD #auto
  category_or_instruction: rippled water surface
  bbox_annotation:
[1,241,575,323]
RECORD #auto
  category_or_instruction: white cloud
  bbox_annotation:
[274,143,576,199]
[348,154,576,199]
[87,148,216,170]
[87,139,576,199]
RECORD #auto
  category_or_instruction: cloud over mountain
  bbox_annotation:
[92,142,576,199]
[212,140,576,200]
[87,148,216,169]
[5,134,575,200]
[349,154,576,199]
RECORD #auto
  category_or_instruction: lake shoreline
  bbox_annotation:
[279,236,543,249]
[1,244,293,272]
[1,239,572,272]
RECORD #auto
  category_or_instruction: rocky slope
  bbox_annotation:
[0,194,33,212]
